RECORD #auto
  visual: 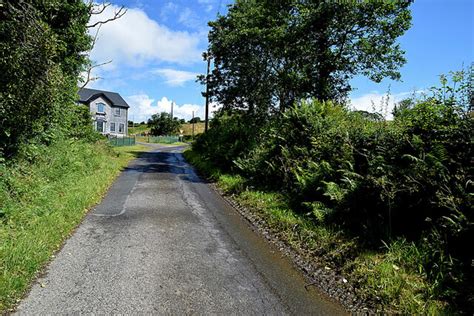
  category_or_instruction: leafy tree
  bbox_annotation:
[203,0,412,115]
[189,117,201,123]
[148,112,180,136]
[0,0,91,157]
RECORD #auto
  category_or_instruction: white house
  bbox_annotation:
[78,88,129,136]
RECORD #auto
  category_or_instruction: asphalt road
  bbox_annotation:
[16,145,346,315]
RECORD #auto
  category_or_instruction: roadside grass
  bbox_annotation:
[128,124,150,135]
[0,140,149,312]
[183,149,447,314]
[153,142,188,147]
[180,122,205,136]
[135,135,187,146]
[113,143,150,157]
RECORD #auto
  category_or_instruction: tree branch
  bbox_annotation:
[79,60,112,90]
[87,4,127,28]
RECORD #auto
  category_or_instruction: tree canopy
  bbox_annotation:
[203,0,412,115]
[148,112,180,136]
[0,0,92,157]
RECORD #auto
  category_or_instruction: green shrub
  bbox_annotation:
[0,1,91,158]
[193,111,260,171]
[195,80,473,309]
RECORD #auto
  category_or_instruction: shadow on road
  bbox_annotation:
[121,150,208,184]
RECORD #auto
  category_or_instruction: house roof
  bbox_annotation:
[78,88,129,108]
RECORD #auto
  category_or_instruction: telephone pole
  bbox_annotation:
[192,111,195,140]
[171,101,174,119]
[205,56,211,132]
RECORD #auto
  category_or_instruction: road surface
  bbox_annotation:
[16,145,345,315]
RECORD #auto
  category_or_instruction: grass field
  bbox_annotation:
[128,124,150,135]
[129,123,206,137]
[180,122,205,136]
[0,141,149,312]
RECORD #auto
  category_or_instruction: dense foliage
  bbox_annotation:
[198,2,472,310]
[203,0,412,116]
[147,112,181,136]
[193,72,473,311]
[0,1,134,310]
[0,0,93,158]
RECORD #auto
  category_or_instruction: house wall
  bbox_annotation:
[89,96,128,136]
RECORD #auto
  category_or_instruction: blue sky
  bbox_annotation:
[87,0,474,122]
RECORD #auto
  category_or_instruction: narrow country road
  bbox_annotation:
[16,144,345,315]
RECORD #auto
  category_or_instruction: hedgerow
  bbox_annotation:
[192,72,473,312]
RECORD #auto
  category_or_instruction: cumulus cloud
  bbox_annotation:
[152,68,198,87]
[126,94,157,123]
[157,97,203,120]
[88,5,202,66]
[349,91,422,120]
[126,95,220,123]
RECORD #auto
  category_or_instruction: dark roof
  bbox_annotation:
[78,88,129,108]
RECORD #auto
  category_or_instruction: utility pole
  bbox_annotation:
[192,111,195,140]
[171,100,174,119]
[205,55,211,132]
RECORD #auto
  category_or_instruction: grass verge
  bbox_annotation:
[0,140,149,312]
[183,149,448,314]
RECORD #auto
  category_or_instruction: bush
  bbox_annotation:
[148,112,180,136]
[192,110,261,171]
[0,1,91,158]
[196,88,473,309]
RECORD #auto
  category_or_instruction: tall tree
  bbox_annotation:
[0,0,125,157]
[204,0,412,115]
[0,0,92,157]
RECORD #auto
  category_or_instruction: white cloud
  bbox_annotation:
[350,91,422,120]
[126,94,157,123]
[89,5,202,66]
[126,95,220,123]
[152,68,198,87]
[157,97,202,120]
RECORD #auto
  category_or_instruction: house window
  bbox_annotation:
[119,123,124,133]
[114,108,121,116]
[110,123,116,132]
[97,103,105,113]
[97,121,104,133]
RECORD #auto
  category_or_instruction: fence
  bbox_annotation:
[147,135,180,144]
[108,136,136,147]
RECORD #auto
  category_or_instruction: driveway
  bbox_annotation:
[16,145,345,315]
